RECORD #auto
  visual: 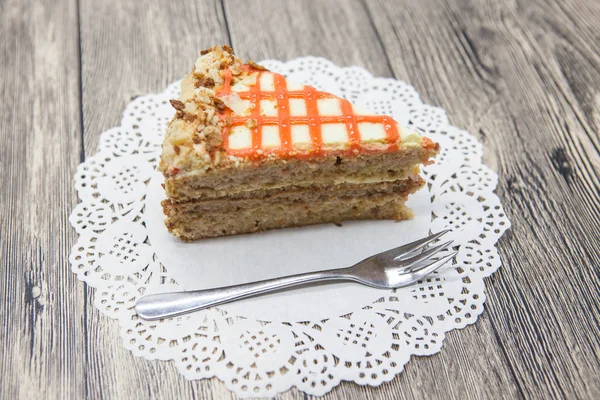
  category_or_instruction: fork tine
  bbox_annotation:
[399,240,453,270]
[376,230,451,262]
[410,251,458,279]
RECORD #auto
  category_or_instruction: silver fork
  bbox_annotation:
[135,231,456,320]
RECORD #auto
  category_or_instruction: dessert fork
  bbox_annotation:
[136,231,456,320]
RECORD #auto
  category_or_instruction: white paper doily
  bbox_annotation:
[69,57,510,397]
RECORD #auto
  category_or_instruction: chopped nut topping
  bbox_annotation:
[202,125,223,152]
[220,57,233,69]
[229,63,242,75]
[160,46,275,177]
[213,149,222,165]
[194,74,215,88]
[184,113,197,122]
[213,98,227,113]
[169,99,185,111]
[168,165,180,176]
[247,61,268,71]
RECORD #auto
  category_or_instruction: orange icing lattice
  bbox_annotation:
[217,67,401,160]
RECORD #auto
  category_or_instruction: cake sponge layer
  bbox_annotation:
[163,178,423,214]
[165,147,430,202]
[163,189,416,241]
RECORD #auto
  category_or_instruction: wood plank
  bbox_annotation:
[77,1,245,399]
[225,1,522,399]
[80,0,230,156]
[5,0,596,398]
[223,0,393,77]
[0,0,85,399]
[365,0,600,399]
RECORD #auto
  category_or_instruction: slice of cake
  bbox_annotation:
[159,46,439,241]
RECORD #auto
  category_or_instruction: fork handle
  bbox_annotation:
[135,267,352,320]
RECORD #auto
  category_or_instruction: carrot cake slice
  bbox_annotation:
[159,46,439,241]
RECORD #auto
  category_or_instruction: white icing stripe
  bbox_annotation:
[358,122,387,142]
[317,98,342,116]
[321,124,349,148]
[289,98,307,116]
[260,73,275,91]
[260,99,278,116]
[291,125,311,149]
[228,126,252,149]
[262,126,281,148]
[227,123,420,150]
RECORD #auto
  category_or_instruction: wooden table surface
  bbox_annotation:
[2,0,599,398]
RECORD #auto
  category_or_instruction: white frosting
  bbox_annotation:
[291,125,312,149]
[321,124,349,148]
[228,126,252,149]
[289,98,307,116]
[223,70,422,152]
[317,98,342,116]
[357,122,387,142]
[262,125,281,148]
[226,122,419,151]
[334,174,415,185]
[398,123,420,142]
[260,73,275,91]
[260,99,278,116]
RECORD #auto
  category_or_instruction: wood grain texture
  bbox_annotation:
[365,0,600,399]
[78,1,244,399]
[80,0,230,156]
[222,0,393,78]
[0,0,85,399]
[2,0,600,399]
